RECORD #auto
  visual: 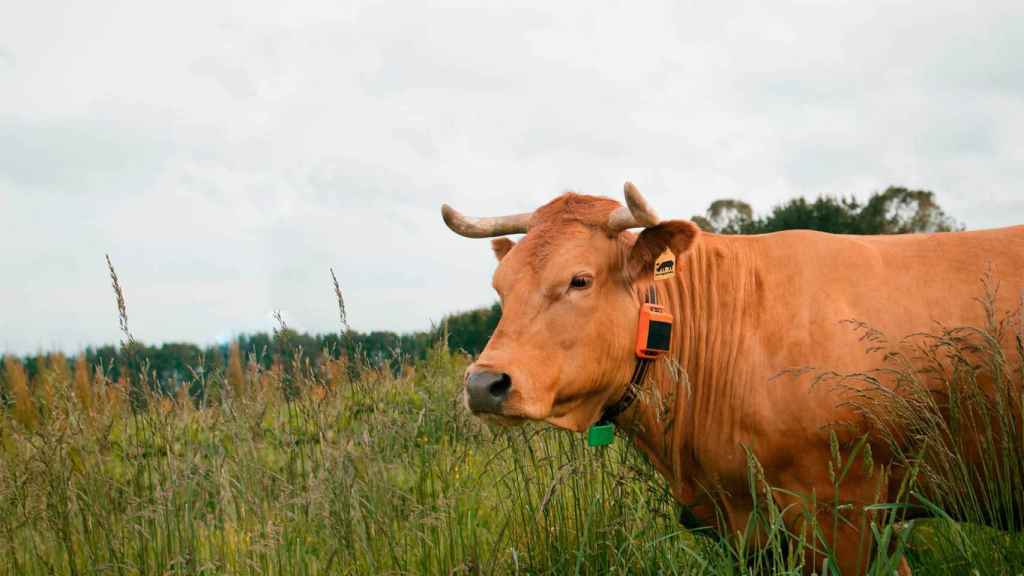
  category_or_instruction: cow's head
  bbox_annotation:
[441,183,700,432]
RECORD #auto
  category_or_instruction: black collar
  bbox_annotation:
[597,284,658,425]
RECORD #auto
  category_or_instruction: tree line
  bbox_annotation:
[690,186,959,234]
[12,301,503,396]
[6,186,957,399]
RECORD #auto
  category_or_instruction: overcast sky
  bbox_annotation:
[2,1,1022,355]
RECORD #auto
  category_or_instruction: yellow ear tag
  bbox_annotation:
[653,248,676,281]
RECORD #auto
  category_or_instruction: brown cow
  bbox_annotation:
[441,182,1024,575]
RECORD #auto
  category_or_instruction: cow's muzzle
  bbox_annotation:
[465,370,511,414]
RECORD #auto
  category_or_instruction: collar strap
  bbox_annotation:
[597,284,658,425]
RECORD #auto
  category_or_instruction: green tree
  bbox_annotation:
[750,196,864,234]
[436,303,502,356]
[693,199,754,234]
[693,186,960,235]
[856,187,960,234]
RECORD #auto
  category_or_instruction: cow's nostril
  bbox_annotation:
[465,370,512,414]
[489,373,512,399]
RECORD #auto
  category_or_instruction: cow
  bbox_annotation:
[440,182,1024,575]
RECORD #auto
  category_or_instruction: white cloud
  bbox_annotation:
[1,0,1022,354]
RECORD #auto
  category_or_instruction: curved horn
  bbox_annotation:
[441,204,532,238]
[607,181,661,231]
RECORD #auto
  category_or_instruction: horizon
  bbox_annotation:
[2,187,1007,358]
[8,276,497,357]
[3,1,1023,355]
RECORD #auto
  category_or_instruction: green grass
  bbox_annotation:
[0,344,708,575]
[2,293,1023,574]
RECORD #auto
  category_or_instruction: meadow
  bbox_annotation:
[2,282,1023,574]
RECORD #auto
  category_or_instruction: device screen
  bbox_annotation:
[647,320,672,351]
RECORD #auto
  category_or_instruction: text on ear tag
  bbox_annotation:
[654,248,676,281]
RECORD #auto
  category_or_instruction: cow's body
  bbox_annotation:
[442,186,1024,575]
[625,225,1024,573]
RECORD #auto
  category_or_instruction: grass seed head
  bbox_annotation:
[3,355,37,431]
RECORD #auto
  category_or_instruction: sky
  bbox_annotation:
[1,0,1022,355]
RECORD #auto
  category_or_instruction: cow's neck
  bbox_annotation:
[623,235,760,504]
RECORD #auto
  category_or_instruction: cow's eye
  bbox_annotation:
[569,274,593,290]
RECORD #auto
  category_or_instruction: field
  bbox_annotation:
[2,294,1024,574]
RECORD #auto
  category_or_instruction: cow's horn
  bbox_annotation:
[607,181,661,231]
[441,204,532,238]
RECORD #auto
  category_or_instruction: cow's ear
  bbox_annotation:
[626,220,700,281]
[491,237,516,261]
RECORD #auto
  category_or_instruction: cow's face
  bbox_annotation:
[444,185,699,432]
[471,221,637,431]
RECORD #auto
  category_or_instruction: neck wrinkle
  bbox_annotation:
[624,236,759,504]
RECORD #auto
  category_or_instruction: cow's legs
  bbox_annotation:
[771,488,879,576]
[778,498,914,575]
[773,506,866,574]
[813,517,913,576]
[801,508,871,575]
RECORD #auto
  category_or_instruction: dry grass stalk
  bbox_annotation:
[72,353,93,416]
[47,352,70,383]
[228,341,246,400]
[35,370,54,412]
[108,374,129,416]
[272,310,287,334]
[174,383,193,414]
[158,397,174,415]
[3,356,37,430]
[330,267,351,333]
[308,385,327,401]
[105,254,134,347]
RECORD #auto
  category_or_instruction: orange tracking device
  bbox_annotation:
[636,303,673,359]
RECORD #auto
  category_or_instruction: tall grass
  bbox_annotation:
[837,278,1024,574]
[0,268,1022,574]
[0,340,711,575]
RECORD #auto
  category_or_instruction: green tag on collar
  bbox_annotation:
[587,422,615,447]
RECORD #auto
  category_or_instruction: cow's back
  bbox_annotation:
[747,225,1024,375]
